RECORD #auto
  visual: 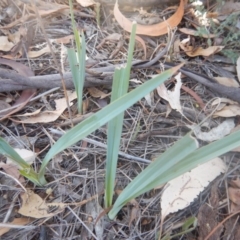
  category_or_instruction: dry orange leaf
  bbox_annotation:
[113,0,184,36]
[0,218,31,236]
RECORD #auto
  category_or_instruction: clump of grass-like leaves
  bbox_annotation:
[0,9,240,220]
[0,23,180,186]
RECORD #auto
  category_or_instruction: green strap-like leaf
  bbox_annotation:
[0,137,44,186]
[105,23,137,207]
[108,133,198,219]
[38,65,181,184]
[0,138,30,169]
[109,128,240,219]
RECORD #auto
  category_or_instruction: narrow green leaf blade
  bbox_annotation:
[68,0,85,113]
[39,65,181,179]
[0,137,30,169]
[0,137,45,186]
[105,24,136,207]
[105,112,125,207]
[67,48,79,89]
[108,133,198,219]
[125,22,136,73]
[19,169,44,186]
[109,129,240,219]
[182,216,197,231]
[160,129,240,186]
[75,32,85,113]
[105,69,126,207]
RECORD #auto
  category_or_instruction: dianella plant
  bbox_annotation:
[0,15,240,220]
[0,22,181,186]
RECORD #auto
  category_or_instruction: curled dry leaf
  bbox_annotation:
[212,98,238,106]
[14,91,77,123]
[15,108,42,117]
[0,36,14,51]
[179,28,216,38]
[157,72,182,113]
[179,42,224,57]
[113,0,184,36]
[214,77,239,88]
[213,104,240,117]
[27,45,51,58]
[211,98,238,112]
[189,118,235,142]
[161,158,227,217]
[87,87,110,99]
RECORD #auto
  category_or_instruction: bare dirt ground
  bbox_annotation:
[0,0,240,239]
